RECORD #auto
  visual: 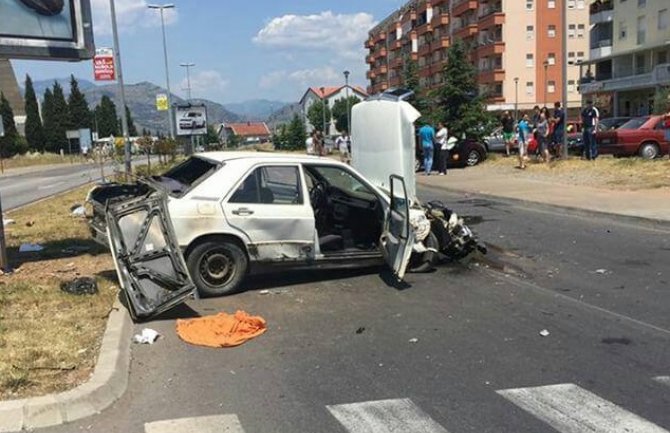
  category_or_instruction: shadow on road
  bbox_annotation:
[9,238,108,268]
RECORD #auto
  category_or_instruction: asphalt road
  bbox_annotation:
[30,186,670,433]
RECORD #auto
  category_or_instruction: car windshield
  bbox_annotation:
[152,156,218,196]
[618,117,649,130]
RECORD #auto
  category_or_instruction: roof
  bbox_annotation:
[225,122,271,137]
[194,151,337,164]
[300,85,369,104]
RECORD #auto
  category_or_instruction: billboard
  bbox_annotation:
[176,104,207,136]
[156,94,168,111]
[0,0,94,60]
[93,48,115,81]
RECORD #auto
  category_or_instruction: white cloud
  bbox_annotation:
[254,11,375,59]
[91,0,178,36]
[259,67,341,91]
[179,70,229,100]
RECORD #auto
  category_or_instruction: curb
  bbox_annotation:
[0,299,132,432]
[418,181,670,230]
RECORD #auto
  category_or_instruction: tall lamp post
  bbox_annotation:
[109,0,131,177]
[148,3,175,138]
[180,62,195,155]
[343,70,351,133]
[320,86,327,135]
[543,60,549,107]
[514,77,519,121]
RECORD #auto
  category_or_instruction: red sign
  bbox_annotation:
[93,49,115,81]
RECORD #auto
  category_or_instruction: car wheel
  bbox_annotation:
[638,142,659,160]
[186,240,248,297]
[408,231,439,273]
[465,148,483,166]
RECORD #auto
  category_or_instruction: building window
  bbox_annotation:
[568,51,575,64]
[577,24,585,38]
[567,0,575,8]
[526,81,534,95]
[548,25,556,37]
[526,0,533,10]
[548,0,555,8]
[547,53,556,65]
[547,80,556,93]
[526,25,534,40]
[526,53,534,67]
[577,0,585,8]
[638,0,646,6]
[577,51,585,62]
[568,80,575,92]
[619,21,627,39]
[637,15,646,44]
[568,24,576,38]
[659,9,668,30]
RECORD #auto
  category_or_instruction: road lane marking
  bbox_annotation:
[37,181,64,190]
[327,398,449,433]
[654,376,670,387]
[497,383,668,433]
[144,414,245,433]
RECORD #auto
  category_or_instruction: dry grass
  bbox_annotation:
[484,154,670,190]
[0,185,118,400]
[1,153,88,171]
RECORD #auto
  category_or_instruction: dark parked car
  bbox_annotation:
[416,138,488,171]
[596,115,670,159]
[567,117,631,155]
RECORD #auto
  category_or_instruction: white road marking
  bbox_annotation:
[327,398,449,433]
[497,383,669,433]
[144,414,245,433]
[37,181,64,190]
[654,376,670,387]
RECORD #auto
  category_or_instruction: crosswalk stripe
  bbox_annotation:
[144,414,245,433]
[654,376,670,387]
[326,398,449,433]
[497,383,668,433]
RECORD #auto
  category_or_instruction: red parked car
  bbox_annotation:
[596,115,670,159]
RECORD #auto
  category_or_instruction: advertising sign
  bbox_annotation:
[0,0,94,60]
[93,48,115,81]
[176,104,207,136]
[79,128,92,154]
[156,94,168,111]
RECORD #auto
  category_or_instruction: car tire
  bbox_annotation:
[408,231,439,273]
[186,240,248,297]
[465,148,483,166]
[638,142,659,160]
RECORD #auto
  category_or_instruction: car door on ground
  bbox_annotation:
[221,164,316,262]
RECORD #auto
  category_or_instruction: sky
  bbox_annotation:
[12,0,407,104]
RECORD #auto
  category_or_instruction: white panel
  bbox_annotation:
[145,414,245,433]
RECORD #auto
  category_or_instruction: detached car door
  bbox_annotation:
[106,188,196,320]
[221,164,316,261]
[380,175,415,280]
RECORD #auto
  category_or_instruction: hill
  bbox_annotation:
[223,99,289,121]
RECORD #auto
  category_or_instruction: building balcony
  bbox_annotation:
[478,12,504,31]
[430,63,444,75]
[486,93,505,103]
[589,39,612,60]
[418,42,431,56]
[374,32,387,43]
[432,35,450,49]
[365,39,374,49]
[417,22,433,36]
[390,39,402,50]
[579,63,670,94]
[431,13,449,27]
[366,70,376,79]
[477,41,505,57]
[366,54,375,64]
[478,69,505,83]
[590,0,614,25]
[379,65,388,74]
[419,65,432,78]
[390,76,402,87]
[454,23,478,39]
[453,0,478,18]
[391,57,403,68]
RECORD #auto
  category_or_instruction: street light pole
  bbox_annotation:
[514,77,519,121]
[148,3,175,139]
[320,86,326,135]
[344,70,351,133]
[543,60,549,107]
[109,0,131,178]
[180,62,195,101]
[561,0,569,158]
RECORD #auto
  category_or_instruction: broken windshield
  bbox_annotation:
[152,156,219,196]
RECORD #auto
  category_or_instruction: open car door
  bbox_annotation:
[380,175,415,280]
[106,188,196,320]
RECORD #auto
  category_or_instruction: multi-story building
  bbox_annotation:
[365,0,590,113]
[579,0,670,117]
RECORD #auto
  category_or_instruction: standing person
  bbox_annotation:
[517,114,531,169]
[336,131,350,163]
[501,111,515,156]
[435,122,449,175]
[536,112,550,162]
[314,130,324,156]
[552,101,565,157]
[305,131,315,155]
[581,99,599,160]
[418,122,436,175]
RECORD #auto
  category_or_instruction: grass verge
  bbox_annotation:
[0,185,118,400]
[1,153,88,172]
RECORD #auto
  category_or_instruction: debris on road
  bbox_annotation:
[259,289,270,295]
[60,277,98,295]
[595,268,609,275]
[70,204,87,218]
[539,329,550,337]
[25,220,35,227]
[133,328,161,344]
[19,243,44,253]
[3,218,15,226]
[355,327,366,334]
[409,337,419,343]
[176,311,267,348]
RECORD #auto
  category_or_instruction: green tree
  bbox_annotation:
[433,40,494,142]
[67,75,91,129]
[125,105,138,136]
[307,100,331,132]
[95,95,119,137]
[331,96,361,133]
[652,86,670,115]
[272,123,288,150]
[206,124,219,146]
[24,74,45,152]
[402,54,430,115]
[285,114,306,150]
[48,82,70,152]
[0,92,26,157]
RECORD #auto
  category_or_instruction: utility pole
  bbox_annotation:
[109,0,132,178]
[344,70,351,133]
[561,0,569,158]
[320,86,326,136]
[514,77,519,121]
[148,3,175,139]
[180,62,195,155]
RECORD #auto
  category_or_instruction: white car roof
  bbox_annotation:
[193,151,342,165]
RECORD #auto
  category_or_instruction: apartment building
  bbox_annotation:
[579,0,670,117]
[365,0,589,112]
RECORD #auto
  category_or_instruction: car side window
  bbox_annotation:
[229,166,302,205]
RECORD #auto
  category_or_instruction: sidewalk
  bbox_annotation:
[417,166,670,223]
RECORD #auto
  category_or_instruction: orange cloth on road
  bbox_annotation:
[176,311,267,348]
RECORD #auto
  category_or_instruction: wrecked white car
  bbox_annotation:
[88,93,484,319]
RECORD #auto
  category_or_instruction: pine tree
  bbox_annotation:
[95,95,119,137]
[125,105,138,136]
[24,74,45,152]
[307,101,331,133]
[286,114,306,150]
[433,40,494,141]
[49,82,70,151]
[0,92,23,157]
[402,54,429,115]
[331,96,361,133]
[67,75,91,129]
[41,88,57,152]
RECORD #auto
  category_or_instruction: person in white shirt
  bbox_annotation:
[336,131,350,163]
[435,122,449,175]
[305,131,315,155]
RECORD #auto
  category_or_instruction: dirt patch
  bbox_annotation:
[484,154,670,191]
[0,185,118,400]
